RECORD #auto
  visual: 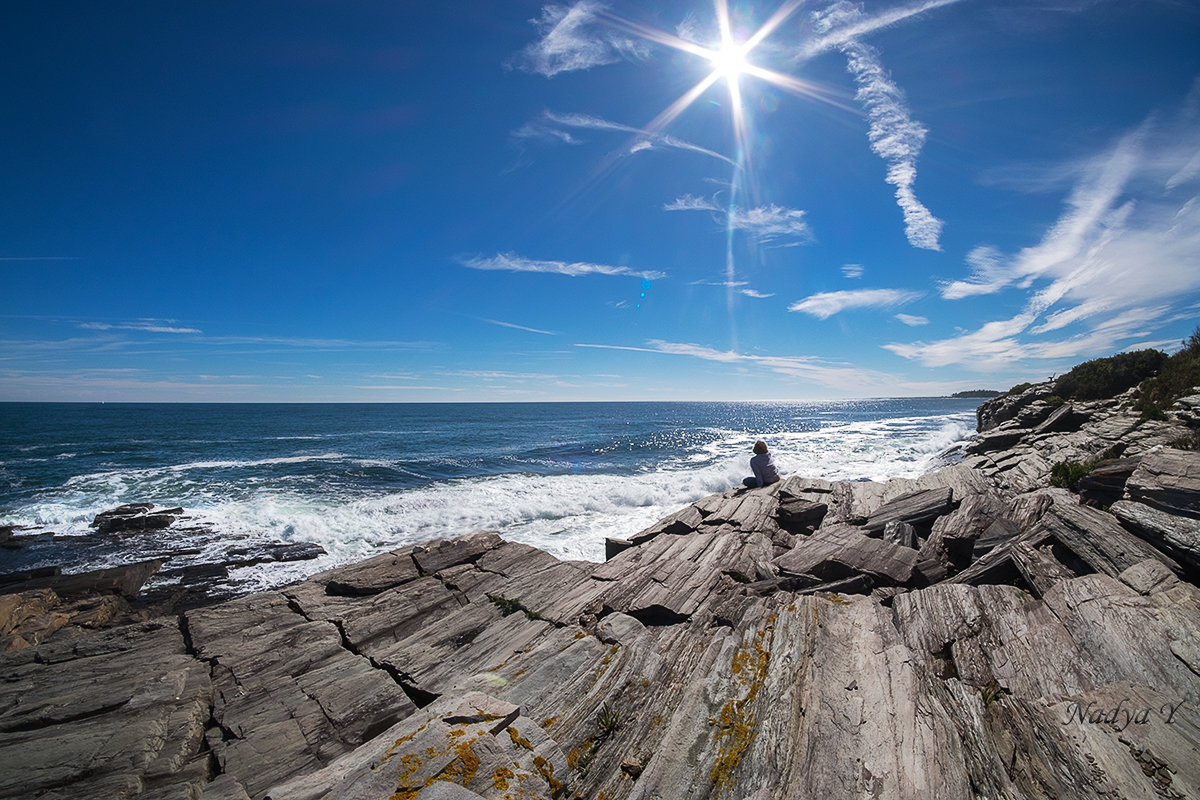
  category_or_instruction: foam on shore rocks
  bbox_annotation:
[2,380,1200,799]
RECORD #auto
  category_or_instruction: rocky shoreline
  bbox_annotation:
[2,381,1199,799]
[1,503,328,618]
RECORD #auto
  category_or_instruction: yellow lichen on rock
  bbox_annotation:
[710,622,773,792]
[492,764,515,790]
[507,725,535,751]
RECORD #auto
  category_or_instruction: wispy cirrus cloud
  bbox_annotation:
[798,0,962,61]
[842,263,865,279]
[79,320,202,334]
[533,111,734,164]
[789,288,922,319]
[664,194,812,244]
[901,105,1200,370]
[512,1,650,77]
[689,278,773,299]
[459,252,666,280]
[510,122,580,145]
[664,194,721,212]
[811,2,945,250]
[575,338,938,394]
[481,318,557,336]
[440,369,560,380]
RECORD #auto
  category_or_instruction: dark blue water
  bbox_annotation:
[0,399,980,587]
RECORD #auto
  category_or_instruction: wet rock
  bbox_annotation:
[222,540,326,568]
[0,559,162,600]
[92,503,182,534]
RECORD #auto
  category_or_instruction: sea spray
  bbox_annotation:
[0,399,980,589]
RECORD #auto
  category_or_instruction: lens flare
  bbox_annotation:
[709,40,748,81]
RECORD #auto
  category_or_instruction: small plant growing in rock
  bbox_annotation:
[597,702,620,735]
[487,595,545,621]
[980,680,1005,706]
[1050,460,1095,491]
[1170,430,1200,451]
[489,595,522,616]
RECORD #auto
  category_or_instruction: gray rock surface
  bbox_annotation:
[2,384,1200,799]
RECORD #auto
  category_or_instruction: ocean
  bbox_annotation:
[0,399,980,594]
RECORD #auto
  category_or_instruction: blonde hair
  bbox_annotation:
[753,440,768,454]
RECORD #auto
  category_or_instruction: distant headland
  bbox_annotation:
[950,389,1002,398]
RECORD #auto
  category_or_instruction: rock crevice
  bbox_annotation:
[2,382,1200,799]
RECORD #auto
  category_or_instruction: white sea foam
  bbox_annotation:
[4,409,977,591]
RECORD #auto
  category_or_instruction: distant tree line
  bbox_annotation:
[951,390,1002,398]
[1005,325,1200,422]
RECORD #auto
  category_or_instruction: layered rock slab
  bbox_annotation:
[3,397,1200,799]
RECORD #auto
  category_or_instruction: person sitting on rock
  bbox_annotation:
[743,439,781,488]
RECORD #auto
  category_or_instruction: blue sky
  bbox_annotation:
[3,0,1199,402]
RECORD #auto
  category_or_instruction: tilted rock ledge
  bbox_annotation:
[2,382,1199,799]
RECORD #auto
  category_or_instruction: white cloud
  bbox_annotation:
[481,318,557,335]
[690,278,748,287]
[789,288,922,319]
[355,385,462,391]
[665,195,812,244]
[441,369,559,380]
[460,252,666,280]
[940,245,1010,299]
[575,338,933,394]
[842,263,864,279]
[894,313,928,326]
[904,108,1200,370]
[513,1,650,77]
[732,205,813,244]
[79,320,202,334]
[688,277,773,298]
[812,2,945,250]
[664,193,721,212]
[843,43,943,249]
[798,0,962,61]
[511,122,580,145]
[542,112,733,164]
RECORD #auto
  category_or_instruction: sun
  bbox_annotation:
[708,40,749,81]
